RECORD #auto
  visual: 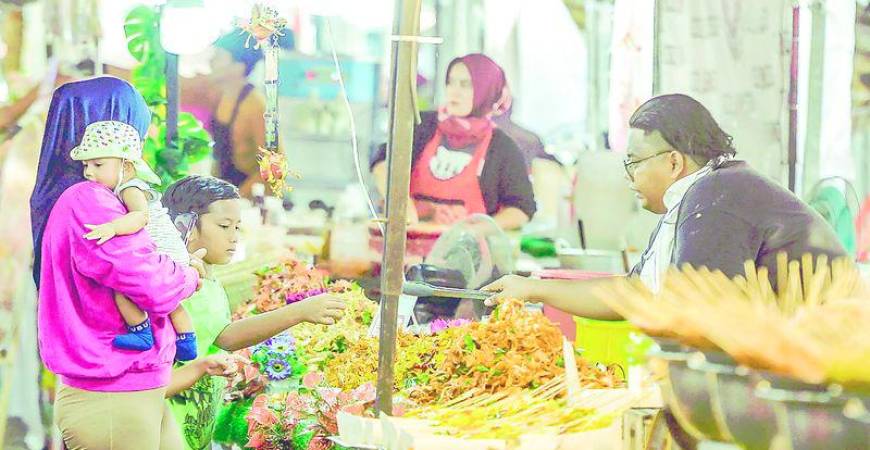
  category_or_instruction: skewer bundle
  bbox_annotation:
[405,376,635,440]
[593,254,869,385]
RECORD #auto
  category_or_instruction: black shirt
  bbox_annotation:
[372,111,536,219]
[631,161,847,285]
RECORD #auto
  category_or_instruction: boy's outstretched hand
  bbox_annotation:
[295,293,347,325]
[197,354,243,377]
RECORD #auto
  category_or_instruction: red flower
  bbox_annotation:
[246,430,267,448]
[248,395,279,428]
[340,402,366,416]
[351,383,376,403]
[302,371,325,389]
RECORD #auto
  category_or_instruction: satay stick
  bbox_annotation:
[805,266,828,309]
[801,253,814,303]
[776,252,788,308]
[787,260,802,315]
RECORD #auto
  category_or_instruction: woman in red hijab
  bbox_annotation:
[371,54,535,230]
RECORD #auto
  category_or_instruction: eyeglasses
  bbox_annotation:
[623,151,673,181]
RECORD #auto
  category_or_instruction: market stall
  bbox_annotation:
[209,254,636,450]
[1,0,869,449]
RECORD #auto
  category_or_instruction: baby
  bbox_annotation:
[70,120,197,361]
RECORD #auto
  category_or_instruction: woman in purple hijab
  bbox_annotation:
[30,76,202,449]
[370,53,535,231]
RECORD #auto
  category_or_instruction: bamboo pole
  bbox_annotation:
[376,0,423,415]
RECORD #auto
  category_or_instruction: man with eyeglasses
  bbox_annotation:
[484,93,846,318]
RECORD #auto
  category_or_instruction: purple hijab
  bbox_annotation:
[446,54,509,118]
[30,76,151,284]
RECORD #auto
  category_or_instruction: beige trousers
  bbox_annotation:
[55,384,183,450]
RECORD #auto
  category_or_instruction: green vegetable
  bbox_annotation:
[291,418,318,450]
[463,335,476,352]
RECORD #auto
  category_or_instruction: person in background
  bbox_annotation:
[491,86,559,172]
[492,86,567,224]
[0,71,71,134]
[371,53,535,231]
[161,175,347,450]
[181,32,292,198]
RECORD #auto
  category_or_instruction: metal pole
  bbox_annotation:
[586,0,600,152]
[165,52,180,149]
[652,0,661,95]
[376,0,422,415]
[798,1,826,195]
[262,40,280,153]
[787,5,800,192]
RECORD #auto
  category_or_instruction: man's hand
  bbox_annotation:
[294,293,347,325]
[188,248,208,290]
[84,223,118,245]
[481,274,535,307]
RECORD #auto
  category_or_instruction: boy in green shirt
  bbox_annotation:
[161,176,346,449]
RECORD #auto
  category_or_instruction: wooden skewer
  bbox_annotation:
[757,266,777,309]
[743,260,764,306]
[776,252,789,308]
[804,263,828,308]
[801,253,814,302]
[788,260,802,314]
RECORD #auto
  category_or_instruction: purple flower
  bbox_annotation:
[264,359,293,380]
[271,341,295,354]
[285,288,327,305]
[429,318,471,334]
[263,333,296,355]
[264,333,294,347]
[429,318,449,333]
[449,319,471,328]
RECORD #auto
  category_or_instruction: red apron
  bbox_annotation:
[409,129,492,225]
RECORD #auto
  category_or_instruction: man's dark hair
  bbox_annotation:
[162,175,240,222]
[629,93,736,165]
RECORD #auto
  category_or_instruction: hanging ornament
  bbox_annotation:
[238,3,295,198]
[257,146,299,197]
[236,4,288,49]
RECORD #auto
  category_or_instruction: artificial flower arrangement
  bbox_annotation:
[217,256,625,447]
[216,256,375,447]
[246,372,408,450]
[251,333,308,383]
[233,257,332,320]
[214,333,307,446]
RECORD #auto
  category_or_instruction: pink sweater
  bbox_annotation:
[37,182,199,392]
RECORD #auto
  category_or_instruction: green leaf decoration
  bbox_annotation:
[124,4,214,191]
[124,6,160,62]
